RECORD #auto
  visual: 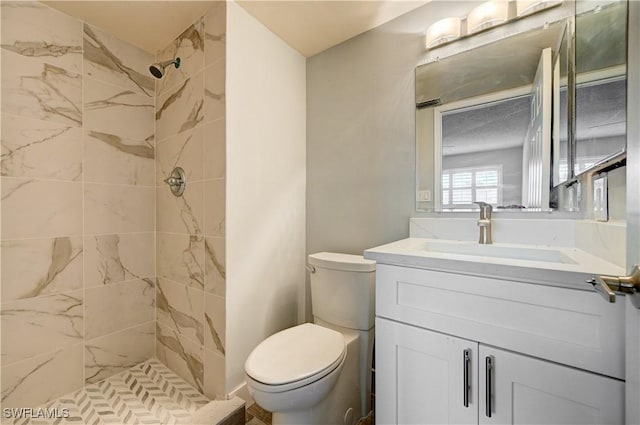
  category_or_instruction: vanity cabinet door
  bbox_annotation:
[376,317,478,425]
[478,345,624,425]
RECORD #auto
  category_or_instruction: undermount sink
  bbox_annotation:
[421,240,578,264]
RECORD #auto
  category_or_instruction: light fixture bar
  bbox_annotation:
[424,0,564,50]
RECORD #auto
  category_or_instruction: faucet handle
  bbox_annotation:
[474,201,492,218]
[474,201,492,211]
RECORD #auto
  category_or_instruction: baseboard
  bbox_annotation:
[228,381,253,406]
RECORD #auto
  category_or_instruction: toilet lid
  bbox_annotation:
[245,323,346,386]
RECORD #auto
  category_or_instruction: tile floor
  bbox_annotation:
[244,403,374,425]
[4,359,212,425]
[245,403,272,425]
[5,357,372,425]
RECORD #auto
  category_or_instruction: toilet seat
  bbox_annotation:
[245,323,346,393]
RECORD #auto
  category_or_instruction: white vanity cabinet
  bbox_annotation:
[478,345,623,425]
[374,264,626,425]
[376,318,478,425]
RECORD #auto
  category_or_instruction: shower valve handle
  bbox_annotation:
[164,176,183,186]
[164,167,186,197]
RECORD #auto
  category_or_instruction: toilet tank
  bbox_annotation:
[308,252,376,331]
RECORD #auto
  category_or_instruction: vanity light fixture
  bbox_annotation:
[517,0,563,17]
[467,0,509,34]
[424,0,563,50]
[425,17,462,49]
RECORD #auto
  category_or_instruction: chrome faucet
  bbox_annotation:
[475,201,493,244]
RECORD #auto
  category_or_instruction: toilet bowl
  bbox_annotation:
[244,253,376,425]
[245,323,347,413]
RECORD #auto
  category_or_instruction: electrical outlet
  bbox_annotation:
[417,190,431,202]
[593,174,608,222]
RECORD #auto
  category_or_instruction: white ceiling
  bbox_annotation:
[237,0,430,57]
[44,0,430,57]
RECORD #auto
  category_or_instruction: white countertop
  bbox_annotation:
[364,237,626,291]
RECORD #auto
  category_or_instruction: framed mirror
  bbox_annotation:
[416,20,567,212]
[573,0,627,177]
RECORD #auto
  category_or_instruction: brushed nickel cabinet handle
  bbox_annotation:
[463,349,470,408]
[485,356,493,418]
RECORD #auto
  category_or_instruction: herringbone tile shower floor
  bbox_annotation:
[7,359,210,425]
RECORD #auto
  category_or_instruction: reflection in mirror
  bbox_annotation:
[574,0,627,176]
[416,21,565,212]
[440,95,530,209]
[552,24,570,185]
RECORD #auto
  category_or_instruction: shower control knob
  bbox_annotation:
[164,167,186,197]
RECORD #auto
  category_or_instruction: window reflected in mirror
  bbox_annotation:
[415,20,564,212]
[440,95,530,210]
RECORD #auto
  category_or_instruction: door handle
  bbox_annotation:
[485,356,493,418]
[463,349,470,408]
[588,265,640,304]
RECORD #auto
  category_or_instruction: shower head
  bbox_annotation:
[149,57,181,79]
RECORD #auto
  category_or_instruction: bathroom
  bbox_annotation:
[0,0,638,424]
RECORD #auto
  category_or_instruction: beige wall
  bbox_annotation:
[1,1,156,408]
[153,2,227,400]
[225,0,307,395]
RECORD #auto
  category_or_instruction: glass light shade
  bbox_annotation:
[425,17,462,49]
[517,0,563,17]
[467,0,509,34]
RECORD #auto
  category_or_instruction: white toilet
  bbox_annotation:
[244,252,376,425]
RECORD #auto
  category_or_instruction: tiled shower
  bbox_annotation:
[1,0,227,410]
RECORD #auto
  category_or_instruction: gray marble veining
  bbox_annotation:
[0,1,167,409]
[204,59,226,122]
[205,313,225,356]
[2,41,81,63]
[205,237,226,296]
[157,279,204,345]
[1,237,83,302]
[86,235,148,286]
[1,114,83,180]
[204,179,225,237]
[204,2,226,67]
[84,279,155,340]
[1,178,83,239]
[157,233,205,290]
[156,19,205,96]
[1,1,82,74]
[156,321,204,393]
[2,52,82,126]
[84,183,155,234]
[1,291,83,365]
[1,344,84,409]
[84,130,155,186]
[84,77,154,143]
[157,181,204,235]
[156,74,204,142]
[83,24,154,97]
[88,130,154,159]
[84,322,154,384]
[156,126,204,184]
[84,233,154,290]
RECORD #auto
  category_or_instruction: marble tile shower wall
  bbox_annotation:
[1,2,156,409]
[154,2,227,400]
